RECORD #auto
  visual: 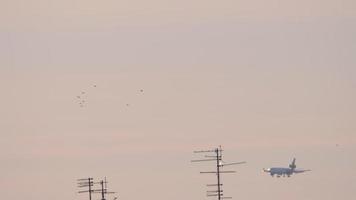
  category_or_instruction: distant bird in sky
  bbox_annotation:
[75,85,147,109]
[75,84,100,108]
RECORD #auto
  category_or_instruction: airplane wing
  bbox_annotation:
[293,169,311,173]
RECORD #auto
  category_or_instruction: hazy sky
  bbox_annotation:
[1,1,356,200]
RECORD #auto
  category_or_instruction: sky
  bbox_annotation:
[0,1,356,200]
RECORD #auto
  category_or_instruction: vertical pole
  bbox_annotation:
[88,178,92,200]
[216,148,221,200]
[101,180,105,200]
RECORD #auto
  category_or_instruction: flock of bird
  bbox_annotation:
[76,85,144,108]
[76,91,87,108]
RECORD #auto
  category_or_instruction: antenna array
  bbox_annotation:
[78,177,117,200]
[77,178,94,200]
[192,146,245,200]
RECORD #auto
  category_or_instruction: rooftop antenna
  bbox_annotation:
[77,178,95,200]
[191,146,246,200]
[92,177,116,200]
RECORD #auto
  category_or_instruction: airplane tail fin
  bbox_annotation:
[289,158,296,170]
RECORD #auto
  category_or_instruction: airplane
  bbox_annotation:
[263,158,311,178]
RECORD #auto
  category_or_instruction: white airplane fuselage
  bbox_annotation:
[264,167,293,177]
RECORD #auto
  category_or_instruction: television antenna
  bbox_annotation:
[92,177,116,200]
[77,177,116,200]
[77,178,96,200]
[191,146,246,200]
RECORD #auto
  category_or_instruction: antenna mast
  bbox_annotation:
[192,146,245,200]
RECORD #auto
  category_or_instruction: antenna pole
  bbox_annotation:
[89,178,92,200]
[101,180,105,200]
[216,148,221,200]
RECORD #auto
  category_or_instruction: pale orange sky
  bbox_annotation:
[1,1,356,200]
